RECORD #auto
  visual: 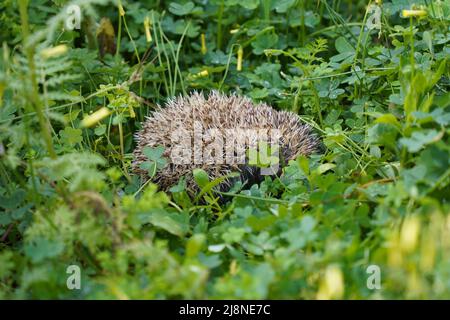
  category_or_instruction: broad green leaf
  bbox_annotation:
[186,233,206,258]
[0,189,25,209]
[273,0,295,13]
[169,2,195,16]
[24,237,64,263]
[193,168,210,188]
[374,113,401,128]
[251,33,279,55]
[139,209,189,237]
[399,130,443,153]
[335,36,354,53]
[239,0,260,10]
[59,127,82,146]
[316,163,336,175]
[143,146,166,161]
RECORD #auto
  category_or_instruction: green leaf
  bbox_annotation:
[11,204,32,220]
[140,161,157,177]
[143,146,165,161]
[195,172,239,203]
[222,227,246,243]
[248,87,269,99]
[251,33,279,55]
[316,163,336,175]
[0,189,25,209]
[368,123,398,149]
[186,234,206,258]
[422,31,433,55]
[399,130,443,153]
[239,0,260,10]
[0,251,14,279]
[59,127,82,146]
[273,0,295,13]
[171,19,200,37]
[0,213,12,225]
[374,113,401,128]
[168,1,195,16]
[139,209,189,237]
[335,36,354,53]
[140,146,168,177]
[94,124,106,136]
[24,237,65,263]
[193,168,210,188]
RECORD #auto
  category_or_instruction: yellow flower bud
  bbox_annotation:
[237,47,243,72]
[420,230,435,272]
[144,16,152,43]
[40,45,68,59]
[229,260,238,275]
[316,265,344,300]
[401,9,427,18]
[400,216,420,252]
[118,3,125,16]
[197,69,209,77]
[82,107,112,128]
[201,33,207,55]
[128,104,136,118]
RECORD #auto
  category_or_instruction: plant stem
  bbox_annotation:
[116,5,122,57]
[19,0,56,159]
[217,0,224,50]
[300,0,306,46]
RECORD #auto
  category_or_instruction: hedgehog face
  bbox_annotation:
[132,91,321,193]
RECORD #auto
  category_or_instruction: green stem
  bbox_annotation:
[117,119,131,182]
[217,0,224,50]
[300,0,306,46]
[116,6,122,57]
[122,16,140,64]
[19,0,56,159]
[263,0,271,23]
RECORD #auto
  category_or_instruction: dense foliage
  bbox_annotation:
[0,0,449,299]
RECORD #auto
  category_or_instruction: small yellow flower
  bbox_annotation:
[107,281,130,300]
[420,230,435,272]
[401,9,427,18]
[189,69,209,80]
[82,107,112,128]
[118,3,125,16]
[201,33,207,55]
[40,45,68,59]
[144,16,152,43]
[128,105,136,118]
[229,260,238,275]
[230,28,239,34]
[237,47,243,72]
[316,265,344,300]
[400,216,420,252]
[387,235,403,267]
[197,69,209,77]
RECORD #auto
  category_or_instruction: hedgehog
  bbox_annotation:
[132,91,321,194]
